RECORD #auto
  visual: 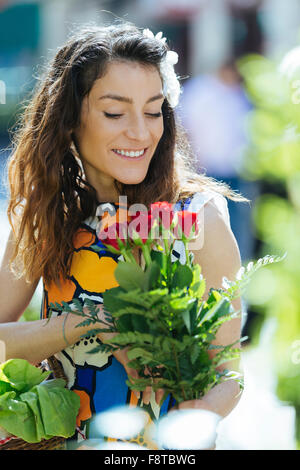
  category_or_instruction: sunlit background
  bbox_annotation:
[1,0,300,450]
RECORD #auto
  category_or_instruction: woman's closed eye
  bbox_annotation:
[103,111,162,119]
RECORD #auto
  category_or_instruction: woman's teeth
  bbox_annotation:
[113,149,145,158]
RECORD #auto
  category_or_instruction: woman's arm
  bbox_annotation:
[0,315,94,366]
[0,229,97,365]
[177,198,244,417]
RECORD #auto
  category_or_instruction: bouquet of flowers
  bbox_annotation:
[50,202,284,405]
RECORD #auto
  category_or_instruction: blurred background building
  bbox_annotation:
[1,0,300,225]
[1,0,300,141]
[0,0,299,449]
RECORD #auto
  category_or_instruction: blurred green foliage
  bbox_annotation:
[19,307,39,323]
[18,289,41,323]
[238,51,300,448]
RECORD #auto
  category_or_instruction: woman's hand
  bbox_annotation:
[170,399,213,412]
[169,379,242,418]
[112,347,164,406]
[95,305,164,406]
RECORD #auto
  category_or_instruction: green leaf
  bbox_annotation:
[0,359,51,393]
[221,253,287,300]
[181,310,191,334]
[49,302,61,312]
[131,314,150,333]
[114,262,145,291]
[75,318,95,328]
[109,306,147,318]
[172,264,193,289]
[71,298,84,313]
[193,349,211,368]
[147,289,169,307]
[83,298,99,314]
[87,344,119,354]
[115,314,137,333]
[190,264,206,299]
[144,261,161,291]
[198,297,231,326]
[162,337,172,353]
[190,343,201,365]
[150,250,165,270]
[125,376,153,392]
[61,301,73,312]
[79,328,116,338]
[19,389,47,441]
[114,288,168,310]
[35,382,80,438]
[127,348,153,361]
[0,380,14,394]
[103,286,128,313]
[185,299,199,335]
[169,296,195,312]
[105,332,153,346]
[0,391,38,443]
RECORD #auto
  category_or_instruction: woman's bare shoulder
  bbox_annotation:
[191,194,241,284]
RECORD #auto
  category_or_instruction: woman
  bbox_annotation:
[0,22,247,448]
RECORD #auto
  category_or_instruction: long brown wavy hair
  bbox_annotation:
[5,21,249,288]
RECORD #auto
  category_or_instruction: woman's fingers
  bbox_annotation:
[143,366,165,406]
[109,348,166,407]
[155,388,165,406]
[125,365,141,400]
[142,386,152,405]
[151,365,165,405]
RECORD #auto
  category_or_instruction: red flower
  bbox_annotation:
[174,211,199,239]
[150,202,175,229]
[128,211,154,244]
[98,221,129,250]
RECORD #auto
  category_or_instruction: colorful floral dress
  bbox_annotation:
[40,190,229,448]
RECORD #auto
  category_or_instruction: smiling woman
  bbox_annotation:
[0,20,249,449]
[74,61,165,200]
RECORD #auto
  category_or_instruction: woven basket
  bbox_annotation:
[0,356,68,451]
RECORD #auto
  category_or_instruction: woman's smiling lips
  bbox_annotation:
[111,148,148,160]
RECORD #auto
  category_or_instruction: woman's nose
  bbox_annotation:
[125,115,150,141]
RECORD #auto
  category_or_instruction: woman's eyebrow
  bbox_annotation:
[98,93,164,104]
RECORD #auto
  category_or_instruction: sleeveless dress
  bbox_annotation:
[40,190,230,448]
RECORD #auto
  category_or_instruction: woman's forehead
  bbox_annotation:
[90,61,163,98]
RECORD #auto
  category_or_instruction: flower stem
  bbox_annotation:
[122,250,136,264]
[163,237,170,256]
[171,342,186,402]
[183,239,190,267]
[141,244,152,268]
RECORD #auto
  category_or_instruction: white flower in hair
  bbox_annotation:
[143,28,167,44]
[142,28,181,108]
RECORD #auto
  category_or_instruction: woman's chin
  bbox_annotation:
[116,172,148,186]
